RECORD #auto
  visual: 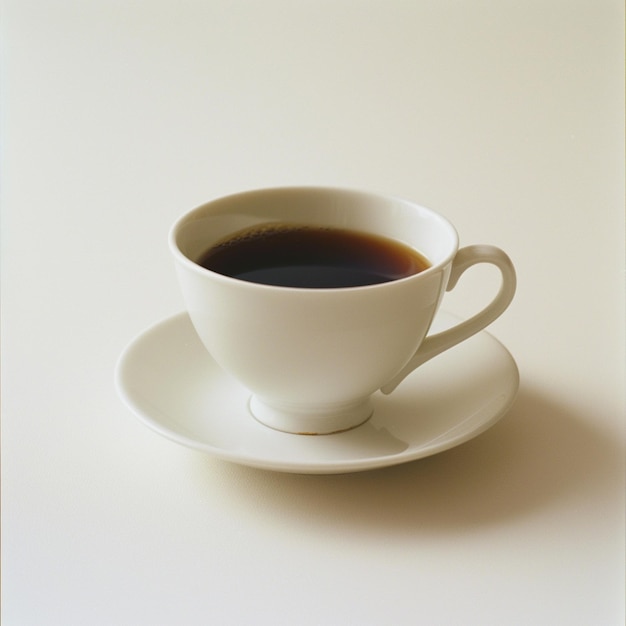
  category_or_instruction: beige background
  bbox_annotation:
[2,1,624,624]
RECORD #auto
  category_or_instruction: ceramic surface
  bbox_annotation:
[116,311,519,474]
[170,187,516,434]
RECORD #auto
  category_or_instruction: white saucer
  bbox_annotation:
[115,311,519,474]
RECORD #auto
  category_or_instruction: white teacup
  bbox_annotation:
[170,187,516,435]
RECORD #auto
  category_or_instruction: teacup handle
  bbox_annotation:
[381,245,516,394]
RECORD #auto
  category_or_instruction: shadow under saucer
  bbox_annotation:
[193,385,621,535]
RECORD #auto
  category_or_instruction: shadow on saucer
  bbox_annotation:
[190,384,621,537]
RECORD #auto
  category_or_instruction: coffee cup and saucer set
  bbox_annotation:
[116,187,519,474]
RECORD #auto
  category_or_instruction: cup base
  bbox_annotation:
[248,395,374,435]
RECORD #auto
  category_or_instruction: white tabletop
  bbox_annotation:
[2,2,624,624]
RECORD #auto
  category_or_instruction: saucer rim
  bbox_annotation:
[115,312,519,474]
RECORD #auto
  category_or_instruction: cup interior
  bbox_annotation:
[171,187,458,276]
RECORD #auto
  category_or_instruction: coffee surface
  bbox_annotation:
[197,224,430,288]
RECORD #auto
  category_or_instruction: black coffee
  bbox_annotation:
[197,224,430,288]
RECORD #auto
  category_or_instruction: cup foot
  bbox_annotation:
[248,395,374,435]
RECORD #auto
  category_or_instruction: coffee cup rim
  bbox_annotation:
[169,186,459,292]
